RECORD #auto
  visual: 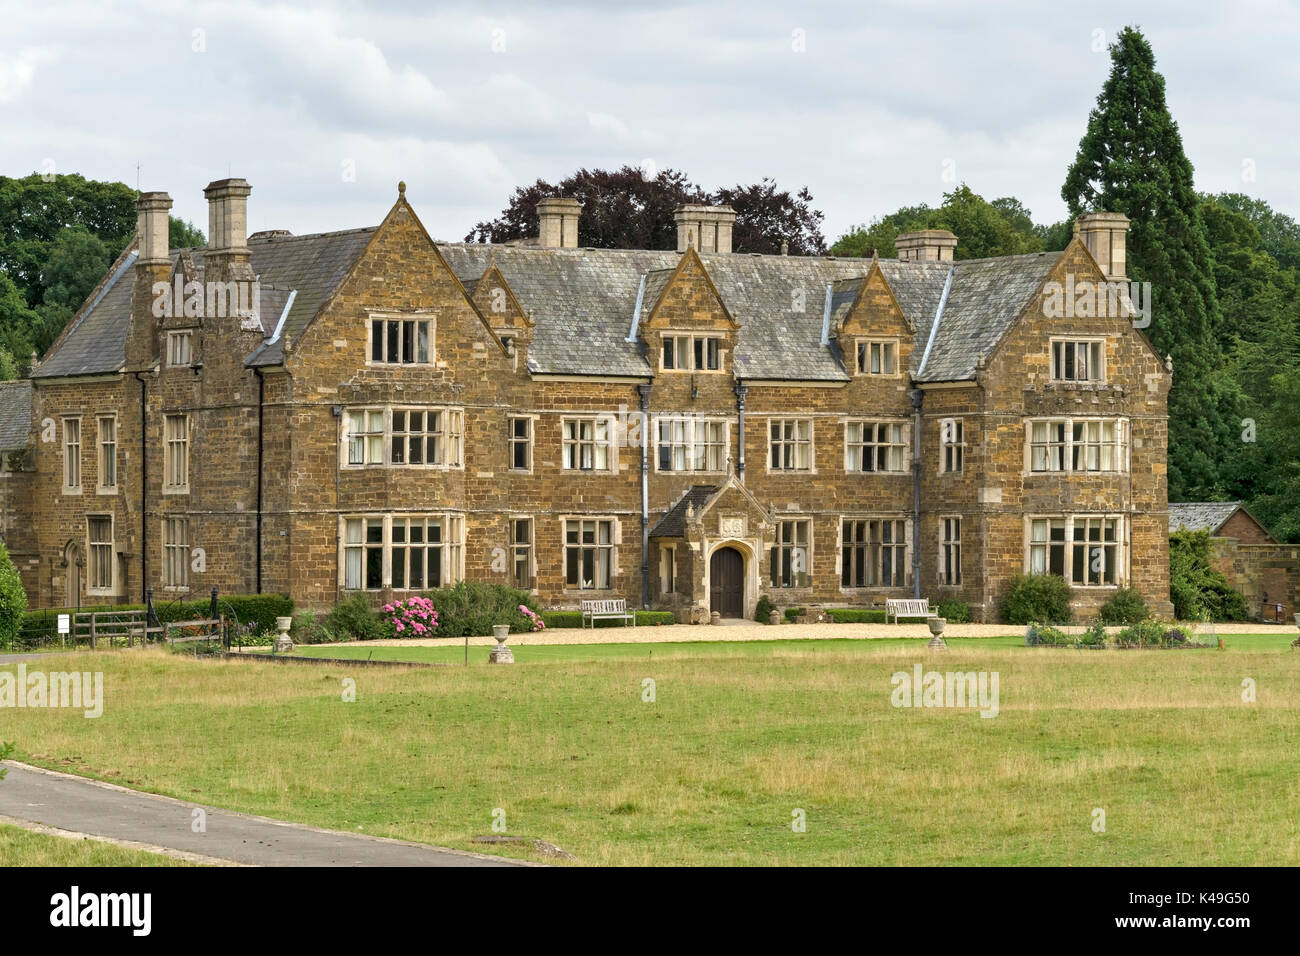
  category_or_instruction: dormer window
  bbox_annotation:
[1051,338,1105,382]
[662,334,721,372]
[855,339,897,376]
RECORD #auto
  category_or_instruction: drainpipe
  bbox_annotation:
[910,387,923,600]
[132,371,149,602]
[734,383,748,483]
[638,383,652,610]
[253,367,265,593]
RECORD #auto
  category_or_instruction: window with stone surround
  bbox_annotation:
[63,418,81,492]
[369,316,431,365]
[769,419,812,471]
[661,333,721,372]
[163,414,189,491]
[511,517,533,589]
[940,517,961,586]
[87,515,114,594]
[771,518,811,588]
[564,518,614,589]
[562,417,614,472]
[341,514,464,591]
[846,421,907,473]
[1027,418,1126,473]
[656,416,727,472]
[1027,515,1123,587]
[343,406,463,469]
[855,339,898,376]
[1050,338,1105,382]
[167,330,194,367]
[163,517,189,589]
[661,543,676,595]
[509,416,532,471]
[940,418,964,474]
[840,518,907,588]
[97,416,117,492]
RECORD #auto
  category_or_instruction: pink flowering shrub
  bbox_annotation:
[381,595,439,638]
[519,604,546,632]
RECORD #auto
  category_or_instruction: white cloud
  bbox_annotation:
[0,47,56,104]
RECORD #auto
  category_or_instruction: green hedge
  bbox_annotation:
[1000,574,1072,625]
[21,594,293,636]
[541,610,676,629]
[825,609,887,624]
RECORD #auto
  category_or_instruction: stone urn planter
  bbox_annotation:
[769,609,781,626]
[488,623,514,664]
[926,615,947,649]
[710,611,721,625]
[273,615,294,654]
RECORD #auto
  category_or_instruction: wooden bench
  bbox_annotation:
[885,598,931,624]
[581,599,635,628]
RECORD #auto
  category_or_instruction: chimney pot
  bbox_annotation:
[536,197,582,249]
[895,229,957,263]
[1076,211,1130,280]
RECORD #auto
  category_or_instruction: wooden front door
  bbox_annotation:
[710,547,744,618]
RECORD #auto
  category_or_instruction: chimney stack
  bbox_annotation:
[136,191,173,265]
[536,197,582,248]
[674,204,736,254]
[895,229,957,263]
[204,178,254,281]
[1076,212,1129,280]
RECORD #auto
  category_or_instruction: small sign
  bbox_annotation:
[57,614,70,635]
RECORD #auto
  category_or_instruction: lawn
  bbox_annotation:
[2,639,1298,865]
[0,823,191,866]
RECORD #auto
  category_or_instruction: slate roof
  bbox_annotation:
[34,228,377,377]
[35,205,1065,385]
[0,380,32,451]
[649,485,718,538]
[1168,502,1249,535]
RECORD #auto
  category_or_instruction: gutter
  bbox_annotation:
[131,370,149,602]
[910,388,923,600]
[253,367,265,593]
[637,384,652,610]
[917,266,954,377]
[626,275,646,343]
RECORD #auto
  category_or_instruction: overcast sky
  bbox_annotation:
[2,0,1297,245]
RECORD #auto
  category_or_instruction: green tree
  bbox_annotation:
[0,540,27,650]
[40,226,112,310]
[0,346,18,381]
[0,272,39,362]
[170,217,206,249]
[1062,26,1240,500]
[830,188,1045,259]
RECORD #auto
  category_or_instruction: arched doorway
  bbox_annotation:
[709,546,744,618]
[63,541,83,607]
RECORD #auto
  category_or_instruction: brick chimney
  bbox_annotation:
[1076,212,1129,280]
[536,197,582,248]
[127,191,173,370]
[895,229,957,263]
[674,204,736,254]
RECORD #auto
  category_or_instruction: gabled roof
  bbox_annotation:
[1169,501,1273,539]
[35,227,377,377]
[0,380,32,451]
[649,485,719,538]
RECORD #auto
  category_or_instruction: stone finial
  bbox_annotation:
[398,180,406,198]
[1165,353,1174,373]
[780,240,789,256]
[976,350,986,369]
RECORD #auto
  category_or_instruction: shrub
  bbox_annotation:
[754,595,775,623]
[219,594,293,635]
[0,542,28,649]
[783,606,806,623]
[1000,574,1072,625]
[1169,530,1250,622]
[935,599,972,623]
[326,594,385,641]
[381,595,439,638]
[1025,622,1070,645]
[292,609,345,644]
[1116,619,1167,647]
[1079,620,1109,647]
[421,581,539,636]
[826,608,887,624]
[519,605,545,632]
[1097,587,1150,625]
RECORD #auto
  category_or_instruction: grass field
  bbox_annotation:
[3,638,1298,865]
[0,823,191,866]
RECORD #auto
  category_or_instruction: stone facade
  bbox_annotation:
[0,179,1178,622]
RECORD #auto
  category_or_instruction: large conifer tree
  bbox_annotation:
[1062,26,1238,500]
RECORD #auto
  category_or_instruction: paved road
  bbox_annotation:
[0,762,524,867]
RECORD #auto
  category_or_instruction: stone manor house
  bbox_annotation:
[0,178,1175,622]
